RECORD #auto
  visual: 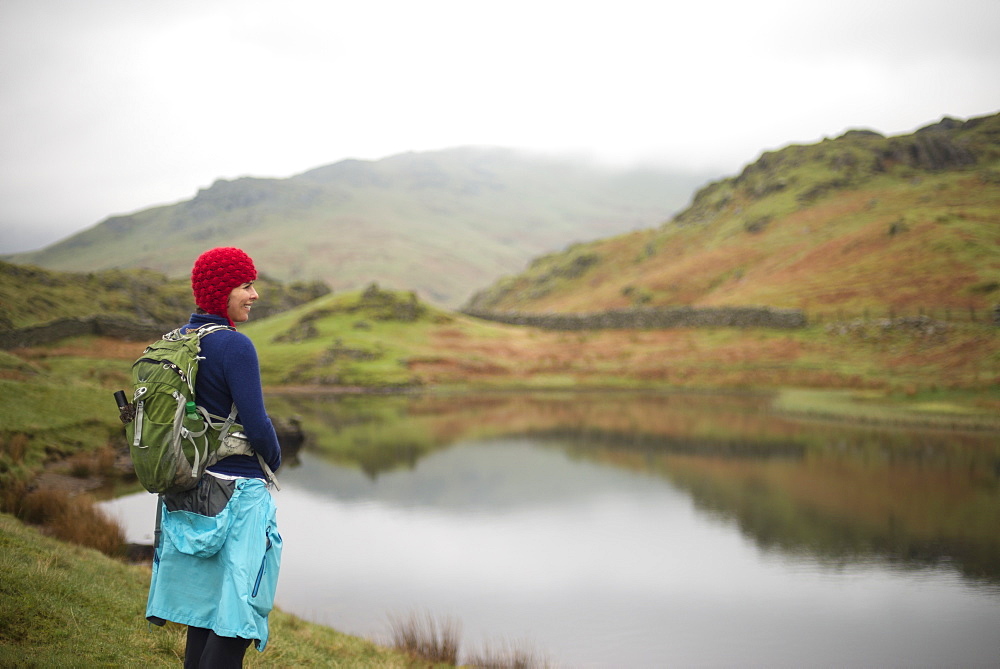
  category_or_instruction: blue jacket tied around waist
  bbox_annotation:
[146,478,282,650]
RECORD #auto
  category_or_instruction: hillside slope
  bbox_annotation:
[0,261,328,331]
[0,513,434,667]
[238,285,998,397]
[465,114,1000,317]
[6,147,711,307]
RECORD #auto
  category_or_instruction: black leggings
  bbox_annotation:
[184,626,252,668]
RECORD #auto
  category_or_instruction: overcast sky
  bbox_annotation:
[1,0,998,253]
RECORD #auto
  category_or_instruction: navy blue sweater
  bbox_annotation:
[181,313,281,478]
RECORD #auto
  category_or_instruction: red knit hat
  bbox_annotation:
[191,247,257,325]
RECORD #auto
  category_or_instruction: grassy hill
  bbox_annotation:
[0,512,444,667]
[240,286,1000,406]
[0,260,329,330]
[464,114,1000,317]
[5,147,711,307]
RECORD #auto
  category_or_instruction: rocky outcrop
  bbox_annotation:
[875,132,977,172]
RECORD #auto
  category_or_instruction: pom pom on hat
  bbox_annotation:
[191,247,257,325]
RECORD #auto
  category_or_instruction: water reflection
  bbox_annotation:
[267,391,1000,584]
[102,392,1000,666]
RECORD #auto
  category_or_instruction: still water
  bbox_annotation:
[101,392,1000,667]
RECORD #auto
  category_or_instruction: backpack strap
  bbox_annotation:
[217,404,239,443]
[210,405,282,490]
[153,494,163,551]
[190,325,240,443]
[187,323,281,490]
[184,323,236,337]
[257,453,281,491]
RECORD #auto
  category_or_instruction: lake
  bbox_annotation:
[100,391,1000,667]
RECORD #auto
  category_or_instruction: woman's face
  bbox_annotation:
[227,281,259,324]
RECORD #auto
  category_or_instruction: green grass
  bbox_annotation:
[773,387,1000,430]
[0,377,111,432]
[0,263,191,329]
[0,512,441,668]
[0,341,128,490]
[249,287,448,387]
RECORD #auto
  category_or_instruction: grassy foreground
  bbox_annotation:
[0,512,443,668]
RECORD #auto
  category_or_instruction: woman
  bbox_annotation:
[145,247,282,668]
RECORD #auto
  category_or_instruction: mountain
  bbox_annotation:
[464,114,1000,317]
[6,147,713,307]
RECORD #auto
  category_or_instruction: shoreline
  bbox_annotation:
[265,383,1000,432]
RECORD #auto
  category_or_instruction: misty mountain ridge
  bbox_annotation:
[465,113,1000,316]
[8,147,713,307]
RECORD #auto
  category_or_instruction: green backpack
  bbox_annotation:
[125,324,259,494]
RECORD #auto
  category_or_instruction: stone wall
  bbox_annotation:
[0,316,170,350]
[461,306,807,330]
